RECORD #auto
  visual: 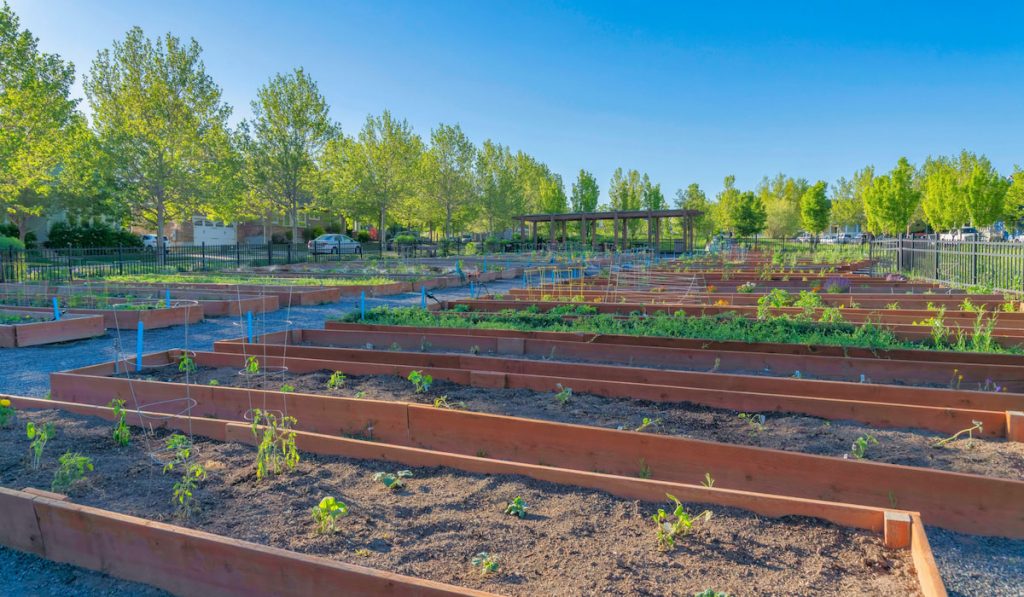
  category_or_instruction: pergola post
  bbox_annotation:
[612,216,619,251]
[532,222,538,248]
[654,217,661,255]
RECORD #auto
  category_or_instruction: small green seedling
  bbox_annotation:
[109,399,130,446]
[408,370,433,393]
[933,420,983,448]
[504,496,528,518]
[738,412,766,434]
[652,493,712,551]
[638,458,652,479]
[849,434,878,459]
[250,409,300,480]
[208,379,220,386]
[178,354,196,374]
[327,371,347,390]
[694,590,730,597]
[433,395,466,409]
[173,463,207,518]
[373,469,413,490]
[280,384,295,393]
[26,421,55,469]
[635,417,661,432]
[554,383,572,405]
[354,391,366,399]
[311,496,349,533]
[0,397,15,427]
[701,472,715,488]
[163,433,193,473]
[51,452,93,493]
[245,356,260,375]
[471,552,499,576]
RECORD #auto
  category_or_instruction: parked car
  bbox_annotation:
[794,232,813,243]
[819,234,837,245]
[939,226,979,242]
[308,233,361,255]
[141,234,169,249]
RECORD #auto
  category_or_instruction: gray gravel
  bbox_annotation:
[0,276,1021,596]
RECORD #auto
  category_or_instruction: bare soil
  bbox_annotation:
[0,409,920,596]
[149,366,1024,481]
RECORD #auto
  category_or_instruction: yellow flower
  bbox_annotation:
[0,399,10,407]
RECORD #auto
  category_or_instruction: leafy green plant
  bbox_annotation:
[885,302,901,310]
[652,493,712,551]
[849,434,878,459]
[0,397,14,427]
[178,354,196,374]
[553,383,572,405]
[108,399,130,446]
[736,281,756,293]
[737,412,765,434]
[327,371,347,389]
[471,552,499,576]
[504,496,528,518]
[701,472,715,488]
[172,463,207,518]
[818,307,845,324]
[933,420,983,448]
[407,370,433,393]
[634,417,661,432]
[311,496,349,533]
[432,395,466,409]
[280,384,295,393]
[373,469,413,490]
[694,591,730,597]
[26,421,54,469]
[250,409,300,480]
[245,356,260,375]
[51,452,93,493]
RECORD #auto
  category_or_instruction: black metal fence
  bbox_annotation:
[869,239,1024,292]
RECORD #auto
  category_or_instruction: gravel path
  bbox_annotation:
[0,276,1021,596]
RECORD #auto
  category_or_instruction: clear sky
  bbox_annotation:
[8,0,1024,202]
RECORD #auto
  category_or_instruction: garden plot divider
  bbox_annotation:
[0,310,105,347]
[322,322,1024,392]
[4,394,946,597]
[2,302,203,330]
[49,350,1024,539]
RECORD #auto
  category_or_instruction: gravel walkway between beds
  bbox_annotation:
[0,275,1021,596]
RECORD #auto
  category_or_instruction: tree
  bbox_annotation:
[421,123,477,238]
[0,3,83,240]
[830,168,870,230]
[675,183,713,242]
[475,140,516,235]
[800,180,830,237]
[608,168,645,237]
[85,27,236,251]
[921,151,1008,232]
[1004,166,1024,228]
[570,169,599,212]
[731,191,766,237]
[920,156,963,232]
[248,68,337,243]
[757,174,809,237]
[343,110,423,252]
[712,175,742,233]
[863,157,920,236]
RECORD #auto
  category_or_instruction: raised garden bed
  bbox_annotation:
[48,350,1024,539]
[0,400,940,595]
[0,301,203,330]
[0,309,105,348]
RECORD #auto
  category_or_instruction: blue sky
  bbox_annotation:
[9,0,1024,202]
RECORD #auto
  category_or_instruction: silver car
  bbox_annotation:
[308,234,361,254]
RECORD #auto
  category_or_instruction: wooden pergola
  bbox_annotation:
[513,208,703,252]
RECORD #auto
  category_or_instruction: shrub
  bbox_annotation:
[46,220,142,248]
[356,230,371,243]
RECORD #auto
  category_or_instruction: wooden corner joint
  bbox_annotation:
[883,511,912,549]
[1007,411,1024,443]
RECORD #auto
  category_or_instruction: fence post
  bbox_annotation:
[972,242,979,286]
[66,248,73,282]
[0,248,6,284]
[236,242,241,267]
[201,242,206,270]
[267,242,273,266]
[287,243,292,264]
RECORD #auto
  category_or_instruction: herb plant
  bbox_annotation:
[327,371,347,389]
[652,493,712,551]
[373,469,413,490]
[504,496,528,518]
[250,409,300,480]
[553,383,572,405]
[245,356,260,375]
[0,397,14,427]
[311,496,349,533]
[178,354,197,374]
[849,434,878,459]
[407,370,433,393]
[471,552,499,576]
[26,421,54,469]
[109,399,130,446]
[51,452,93,493]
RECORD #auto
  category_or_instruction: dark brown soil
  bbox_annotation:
[0,409,920,596]
[149,366,1024,481]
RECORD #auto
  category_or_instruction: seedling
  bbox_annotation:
[208,379,220,386]
[109,399,130,446]
[652,493,712,551]
[163,433,194,473]
[173,463,207,518]
[51,452,93,493]
[354,391,366,399]
[554,383,572,405]
[504,496,528,518]
[311,496,349,533]
[327,371,347,390]
[280,384,295,393]
[737,412,766,434]
[373,469,413,491]
[471,552,499,576]
[933,420,983,448]
[638,458,652,479]
[26,421,54,469]
[250,409,300,480]
[354,548,372,557]
[433,395,466,409]
[849,434,878,459]
[694,591,730,597]
[245,356,260,375]
[178,354,197,374]
[701,472,715,488]
[408,370,433,393]
[634,417,661,432]
[0,397,14,427]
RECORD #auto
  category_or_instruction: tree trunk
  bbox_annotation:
[156,202,166,266]
[379,206,387,254]
[290,197,299,245]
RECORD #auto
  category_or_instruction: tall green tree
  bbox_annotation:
[863,157,920,236]
[1004,166,1024,228]
[0,3,83,240]
[829,167,871,230]
[800,180,830,236]
[757,174,809,237]
[85,27,236,249]
[421,123,477,238]
[712,175,741,233]
[609,168,646,237]
[476,140,516,235]
[248,68,337,243]
[675,183,713,242]
[570,169,599,212]
[731,191,767,237]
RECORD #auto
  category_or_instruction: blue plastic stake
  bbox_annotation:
[135,321,144,372]
[482,257,488,273]
[522,271,528,288]
[165,289,171,308]
[52,297,60,320]
[470,281,475,298]
[246,311,254,343]
[420,286,427,309]
[360,291,366,320]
